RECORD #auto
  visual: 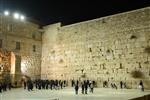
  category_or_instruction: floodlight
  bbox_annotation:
[4,11,10,16]
[20,15,25,21]
[13,13,20,19]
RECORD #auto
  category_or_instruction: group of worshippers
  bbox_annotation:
[103,80,127,89]
[0,82,12,93]
[24,79,67,91]
[0,78,145,93]
[73,80,95,95]
[103,80,144,91]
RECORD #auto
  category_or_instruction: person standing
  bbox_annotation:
[120,81,123,89]
[139,80,144,91]
[8,82,11,90]
[75,84,79,95]
[84,82,88,94]
[0,83,2,93]
[72,80,75,87]
[81,83,84,94]
[27,78,33,91]
[14,81,17,88]
[24,81,27,89]
[90,83,94,93]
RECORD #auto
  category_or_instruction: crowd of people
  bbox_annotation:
[73,80,95,94]
[0,82,12,93]
[0,79,145,94]
[103,80,144,91]
[103,80,127,89]
[25,79,67,91]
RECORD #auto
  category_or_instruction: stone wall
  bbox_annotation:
[0,15,42,80]
[41,7,150,89]
[41,23,61,79]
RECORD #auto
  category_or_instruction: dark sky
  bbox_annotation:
[0,0,150,25]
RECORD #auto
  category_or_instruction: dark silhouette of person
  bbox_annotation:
[60,81,63,89]
[75,84,79,95]
[103,81,108,88]
[120,81,123,89]
[45,80,49,89]
[72,80,75,87]
[14,81,17,88]
[90,83,94,93]
[0,83,2,93]
[113,83,117,89]
[8,82,11,90]
[139,80,144,91]
[24,81,27,89]
[27,79,33,91]
[3,82,7,91]
[81,83,84,94]
[84,82,88,94]
[76,80,79,85]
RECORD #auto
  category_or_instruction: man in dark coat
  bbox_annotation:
[75,84,79,95]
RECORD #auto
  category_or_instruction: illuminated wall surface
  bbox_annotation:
[1,7,150,89]
[0,49,11,81]
[41,7,150,89]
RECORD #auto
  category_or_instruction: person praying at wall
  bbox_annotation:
[139,80,144,91]
[120,81,123,89]
[90,83,94,93]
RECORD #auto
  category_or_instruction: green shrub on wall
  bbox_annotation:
[131,70,143,78]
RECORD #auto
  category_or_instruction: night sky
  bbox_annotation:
[0,0,150,25]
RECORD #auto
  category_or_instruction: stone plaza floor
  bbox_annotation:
[0,87,150,100]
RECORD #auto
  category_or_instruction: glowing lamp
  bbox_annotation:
[13,13,20,19]
[4,11,10,16]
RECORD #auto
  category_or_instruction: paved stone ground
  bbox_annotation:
[0,88,150,100]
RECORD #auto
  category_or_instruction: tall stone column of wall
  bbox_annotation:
[41,23,61,79]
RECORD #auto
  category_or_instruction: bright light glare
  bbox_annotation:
[20,15,25,20]
[13,13,20,19]
[4,11,10,16]
[21,62,26,73]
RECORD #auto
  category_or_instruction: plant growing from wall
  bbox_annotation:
[89,48,92,52]
[130,35,137,39]
[131,70,143,78]
[106,49,110,53]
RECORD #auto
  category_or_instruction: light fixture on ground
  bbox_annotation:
[4,11,10,16]
[13,13,20,19]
